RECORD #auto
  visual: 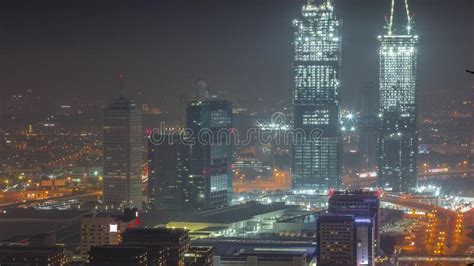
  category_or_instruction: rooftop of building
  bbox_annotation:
[219,253,308,262]
[193,226,229,232]
[329,190,380,201]
[122,227,189,241]
[191,238,315,262]
[276,213,316,224]
[106,96,138,109]
[174,202,297,224]
[82,208,137,223]
[89,245,147,257]
[0,209,88,245]
[0,208,90,220]
[187,246,213,254]
[331,189,380,196]
[316,213,355,222]
[0,244,65,254]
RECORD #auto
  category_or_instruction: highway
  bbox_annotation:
[418,168,474,179]
[0,190,101,210]
[396,255,474,264]
[382,193,473,265]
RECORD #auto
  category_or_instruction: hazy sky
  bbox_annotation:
[0,0,472,111]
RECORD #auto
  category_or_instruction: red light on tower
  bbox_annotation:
[145,128,153,136]
[328,188,336,197]
[375,188,383,198]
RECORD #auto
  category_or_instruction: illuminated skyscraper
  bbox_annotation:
[377,0,418,192]
[292,0,342,191]
[186,99,233,210]
[103,97,143,210]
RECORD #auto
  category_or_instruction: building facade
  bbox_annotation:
[316,213,375,266]
[186,99,233,210]
[121,228,190,266]
[316,214,355,265]
[359,83,379,173]
[80,211,137,256]
[292,0,342,192]
[88,246,148,266]
[0,245,68,266]
[147,131,191,214]
[184,246,214,266]
[103,97,143,209]
[377,0,418,192]
[328,190,380,257]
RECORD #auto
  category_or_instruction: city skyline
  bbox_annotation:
[0,0,472,265]
[0,0,471,114]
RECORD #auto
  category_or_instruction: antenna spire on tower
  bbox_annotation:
[387,0,413,35]
[388,0,395,35]
[119,73,125,97]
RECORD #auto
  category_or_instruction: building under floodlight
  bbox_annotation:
[291,0,342,192]
[377,0,418,192]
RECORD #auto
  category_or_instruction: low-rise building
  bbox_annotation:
[167,202,298,238]
[316,213,375,266]
[88,245,147,266]
[273,213,316,235]
[184,246,213,266]
[0,244,68,266]
[121,227,190,266]
[80,209,138,256]
[192,238,315,266]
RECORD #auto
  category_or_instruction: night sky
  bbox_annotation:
[0,0,472,112]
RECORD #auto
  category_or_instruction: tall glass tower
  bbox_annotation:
[186,99,233,210]
[147,131,191,215]
[103,97,143,210]
[377,0,418,192]
[292,0,342,192]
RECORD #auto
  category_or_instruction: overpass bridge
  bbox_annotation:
[395,255,474,265]
[418,168,474,179]
[382,193,473,264]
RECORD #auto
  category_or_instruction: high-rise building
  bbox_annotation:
[377,0,418,192]
[359,83,379,172]
[186,99,233,210]
[147,131,191,214]
[292,0,342,192]
[103,97,143,210]
[316,214,375,266]
[328,190,380,256]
